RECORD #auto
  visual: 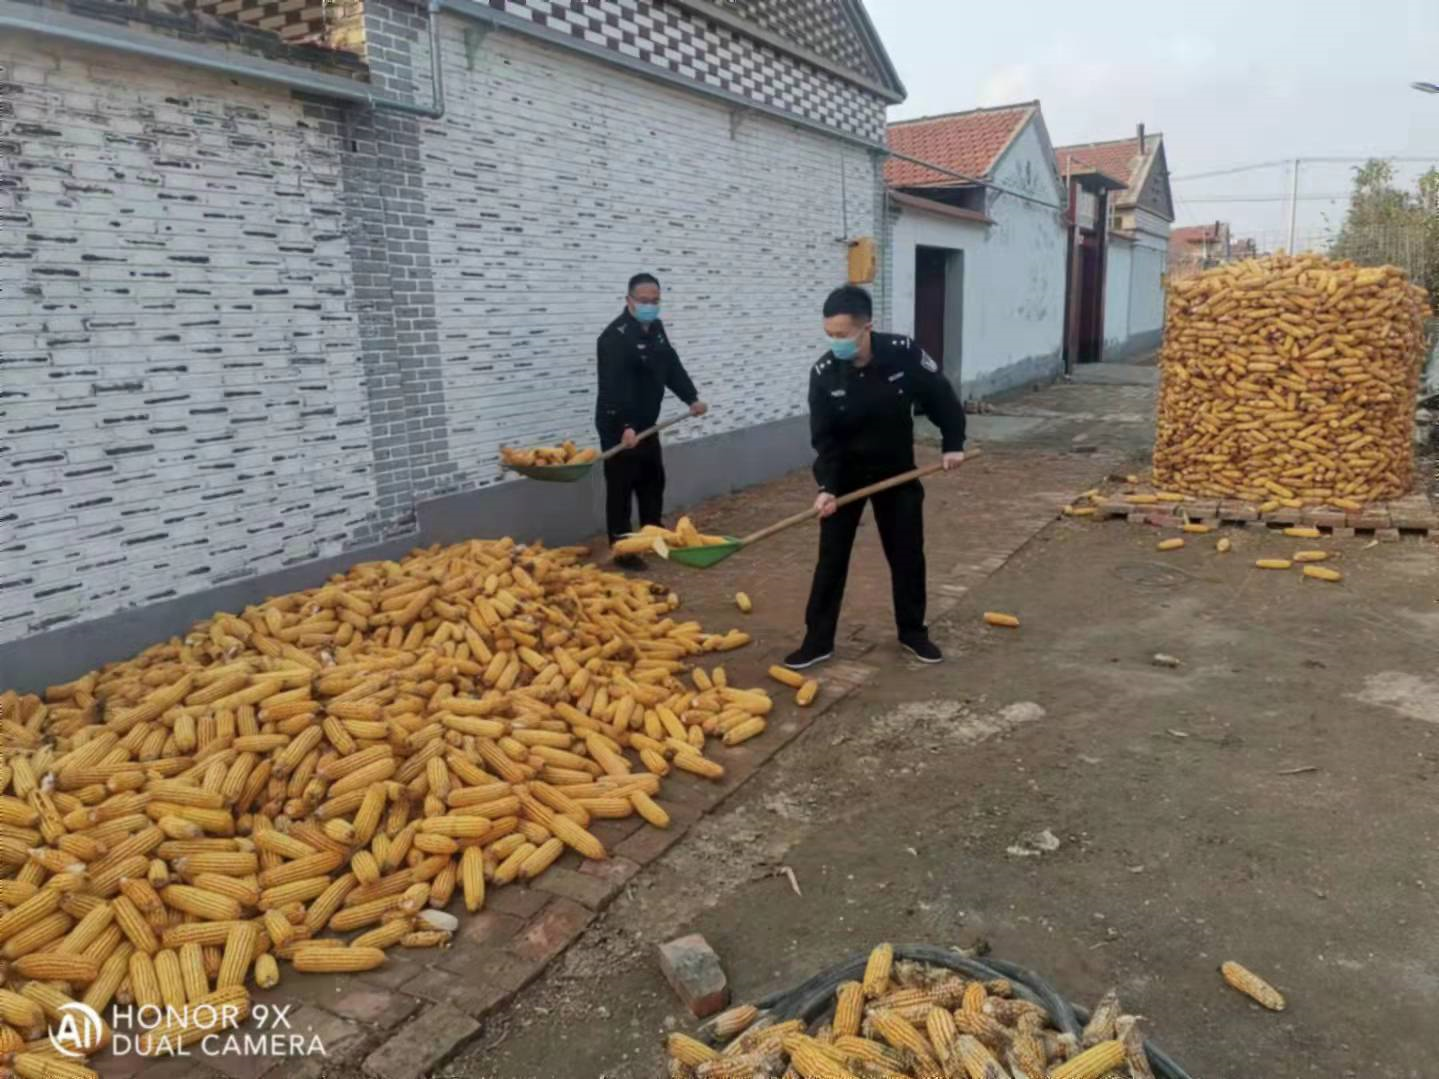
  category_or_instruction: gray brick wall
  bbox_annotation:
[0,0,890,651]
[0,34,382,641]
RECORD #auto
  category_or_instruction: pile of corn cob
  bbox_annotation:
[1155,253,1430,505]
[0,537,776,1075]
[666,944,1156,1079]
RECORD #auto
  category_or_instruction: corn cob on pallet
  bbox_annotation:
[0,537,786,1074]
[1153,254,1431,507]
[1065,476,1439,540]
[666,944,1186,1079]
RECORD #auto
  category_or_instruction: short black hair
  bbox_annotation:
[823,284,872,320]
[628,273,660,294]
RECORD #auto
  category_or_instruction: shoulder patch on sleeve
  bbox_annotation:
[812,357,831,376]
[920,351,939,374]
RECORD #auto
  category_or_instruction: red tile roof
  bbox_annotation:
[1054,136,1156,190]
[1171,223,1225,244]
[886,103,1037,187]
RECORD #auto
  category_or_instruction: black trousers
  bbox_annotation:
[603,436,665,543]
[803,479,926,650]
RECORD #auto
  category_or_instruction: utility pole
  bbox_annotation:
[1287,158,1300,254]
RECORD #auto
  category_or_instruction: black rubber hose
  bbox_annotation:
[749,944,1195,1079]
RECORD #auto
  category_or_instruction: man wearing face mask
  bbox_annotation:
[785,285,967,669]
[596,272,708,568]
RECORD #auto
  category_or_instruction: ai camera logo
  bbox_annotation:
[50,1001,105,1058]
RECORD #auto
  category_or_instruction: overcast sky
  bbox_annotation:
[863,0,1439,245]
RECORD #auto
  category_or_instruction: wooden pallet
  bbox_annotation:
[1086,491,1439,541]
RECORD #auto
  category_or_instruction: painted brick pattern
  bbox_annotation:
[723,0,882,83]
[476,0,886,142]
[0,37,377,640]
[181,0,364,49]
[424,23,881,488]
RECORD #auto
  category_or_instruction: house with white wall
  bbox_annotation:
[0,0,907,686]
[884,102,1070,400]
[1055,128,1175,360]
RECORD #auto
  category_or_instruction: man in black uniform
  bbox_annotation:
[596,273,707,568]
[785,285,967,669]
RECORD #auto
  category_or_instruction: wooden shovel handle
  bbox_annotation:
[739,458,960,547]
[597,412,692,462]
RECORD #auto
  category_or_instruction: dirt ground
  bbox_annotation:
[438,372,1439,1079]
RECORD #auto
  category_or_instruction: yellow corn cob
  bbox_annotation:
[1050,1040,1127,1079]
[961,981,986,1013]
[253,952,280,990]
[861,943,893,998]
[0,990,45,1033]
[1216,537,1232,553]
[128,950,163,1008]
[401,930,450,949]
[1219,960,1285,1010]
[795,679,820,707]
[216,922,258,989]
[154,949,186,1009]
[161,885,242,921]
[2,912,74,960]
[831,980,864,1037]
[11,953,99,985]
[111,896,160,955]
[734,593,752,614]
[924,1005,959,1062]
[1302,565,1342,582]
[788,1043,861,1079]
[1255,559,1292,570]
[953,1034,1007,1079]
[1292,550,1329,562]
[351,919,412,950]
[293,946,386,973]
[983,612,1019,628]
[767,666,806,689]
[867,1010,935,1066]
[953,1009,1009,1049]
[458,846,486,912]
[667,1032,719,1067]
[1181,522,1212,534]
[1284,526,1321,538]
[1156,538,1185,551]
[12,1055,100,1079]
[0,889,62,944]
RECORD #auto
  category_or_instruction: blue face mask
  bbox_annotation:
[829,334,861,361]
[633,303,660,324]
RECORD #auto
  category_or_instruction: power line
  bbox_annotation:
[1181,193,1353,203]
[1172,155,1437,182]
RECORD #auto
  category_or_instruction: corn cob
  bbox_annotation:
[1156,538,1184,551]
[788,1043,861,1079]
[1215,537,1232,553]
[293,946,386,973]
[154,949,186,1009]
[924,1005,959,1063]
[1302,565,1342,582]
[983,612,1020,628]
[1255,559,1292,570]
[861,943,893,998]
[1050,1039,1126,1079]
[135,985,249,1055]
[11,953,99,985]
[952,1035,1006,1079]
[1219,960,1285,1010]
[867,1010,935,1067]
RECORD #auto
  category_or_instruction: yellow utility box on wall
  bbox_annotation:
[847,237,876,284]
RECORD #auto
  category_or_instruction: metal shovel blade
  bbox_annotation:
[506,462,596,483]
[660,538,743,569]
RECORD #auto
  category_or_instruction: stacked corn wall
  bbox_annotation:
[1154,254,1432,505]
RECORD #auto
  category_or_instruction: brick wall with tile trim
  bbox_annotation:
[423,21,884,491]
[0,32,381,642]
[0,0,891,651]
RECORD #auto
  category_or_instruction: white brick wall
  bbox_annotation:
[424,21,882,486]
[0,36,377,642]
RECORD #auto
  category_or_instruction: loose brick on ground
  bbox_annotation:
[657,933,730,1018]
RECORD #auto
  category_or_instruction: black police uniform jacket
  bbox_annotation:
[809,332,967,494]
[595,310,697,450]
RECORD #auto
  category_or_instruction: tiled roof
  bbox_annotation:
[886,103,1037,187]
[1054,136,1156,190]
[1172,224,1225,244]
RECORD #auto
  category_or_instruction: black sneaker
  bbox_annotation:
[900,634,943,664]
[612,552,646,570]
[783,641,833,669]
